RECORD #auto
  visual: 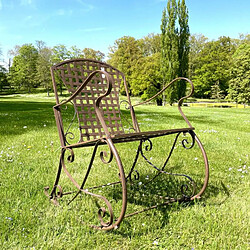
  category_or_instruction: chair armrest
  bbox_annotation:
[132,77,194,128]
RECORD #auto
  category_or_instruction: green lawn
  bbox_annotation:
[0,94,249,249]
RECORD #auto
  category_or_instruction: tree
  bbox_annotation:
[8,44,38,93]
[51,45,72,95]
[108,35,163,101]
[82,48,105,61]
[138,33,161,57]
[161,0,190,105]
[211,80,224,100]
[161,0,179,105]
[177,0,190,99]
[108,36,142,94]
[35,41,53,96]
[0,66,8,92]
[192,36,236,98]
[70,45,83,58]
[0,46,8,92]
[189,34,208,79]
[227,43,250,104]
[51,45,71,64]
[52,45,105,62]
[131,53,162,104]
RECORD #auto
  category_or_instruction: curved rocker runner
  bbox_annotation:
[44,58,209,230]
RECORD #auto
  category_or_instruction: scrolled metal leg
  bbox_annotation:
[94,138,127,230]
[68,142,100,205]
[126,143,141,182]
[139,134,198,200]
[57,139,127,230]
[190,133,209,200]
[44,149,64,205]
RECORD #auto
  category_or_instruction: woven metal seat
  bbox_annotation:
[45,58,209,230]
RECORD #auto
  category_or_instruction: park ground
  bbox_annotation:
[0,94,249,249]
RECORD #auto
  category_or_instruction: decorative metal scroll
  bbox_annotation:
[127,131,196,199]
[59,99,78,145]
[119,100,136,133]
[100,139,114,164]
[57,141,116,228]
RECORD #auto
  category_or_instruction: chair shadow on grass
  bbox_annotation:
[109,173,224,237]
[69,169,222,236]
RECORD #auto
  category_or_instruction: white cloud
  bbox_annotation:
[0,0,2,10]
[76,0,94,11]
[20,0,32,6]
[55,9,73,16]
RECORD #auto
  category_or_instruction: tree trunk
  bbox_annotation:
[156,99,163,106]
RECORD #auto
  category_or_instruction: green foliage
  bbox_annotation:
[4,43,106,95]
[35,41,52,96]
[161,0,190,105]
[191,36,236,98]
[161,0,179,105]
[108,35,163,100]
[0,46,9,92]
[0,65,8,92]
[227,43,250,104]
[8,44,38,93]
[211,81,225,100]
[3,31,250,101]
[108,36,142,94]
[177,0,190,99]
[82,48,105,61]
[51,45,106,63]
[138,33,161,57]
[51,44,71,64]
[131,53,162,105]
[188,34,208,79]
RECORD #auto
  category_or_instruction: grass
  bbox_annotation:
[0,94,249,249]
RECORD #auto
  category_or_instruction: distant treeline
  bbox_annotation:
[0,33,249,104]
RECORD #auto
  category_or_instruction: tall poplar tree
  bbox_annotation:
[177,0,190,99]
[161,0,178,105]
[161,0,190,104]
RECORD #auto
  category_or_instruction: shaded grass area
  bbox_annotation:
[0,95,249,249]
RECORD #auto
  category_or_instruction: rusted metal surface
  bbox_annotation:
[45,58,209,230]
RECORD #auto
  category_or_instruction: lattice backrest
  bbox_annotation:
[53,59,125,142]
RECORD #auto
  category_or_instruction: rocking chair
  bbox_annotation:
[45,58,209,230]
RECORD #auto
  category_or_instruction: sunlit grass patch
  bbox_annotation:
[0,95,249,249]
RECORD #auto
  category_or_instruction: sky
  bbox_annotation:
[0,0,250,66]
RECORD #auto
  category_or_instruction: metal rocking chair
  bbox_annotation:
[44,58,209,230]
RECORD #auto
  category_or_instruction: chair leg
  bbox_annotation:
[49,140,127,230]
[126,143,141,182]
[90,138,127,230]
[129,131,208,202]
[67,142,99,205]
[191,133,209,200]
[44,149,64,205]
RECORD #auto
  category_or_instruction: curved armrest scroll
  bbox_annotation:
[53,70,114,109]
[133,77,194,128]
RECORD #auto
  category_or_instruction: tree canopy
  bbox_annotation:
[227,43,250,104]
[8,44,38,93]
[161,0,190,105]
[190,36,236,98]
[1,25,250,105]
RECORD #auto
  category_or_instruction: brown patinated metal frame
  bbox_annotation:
[44,58,209,230]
